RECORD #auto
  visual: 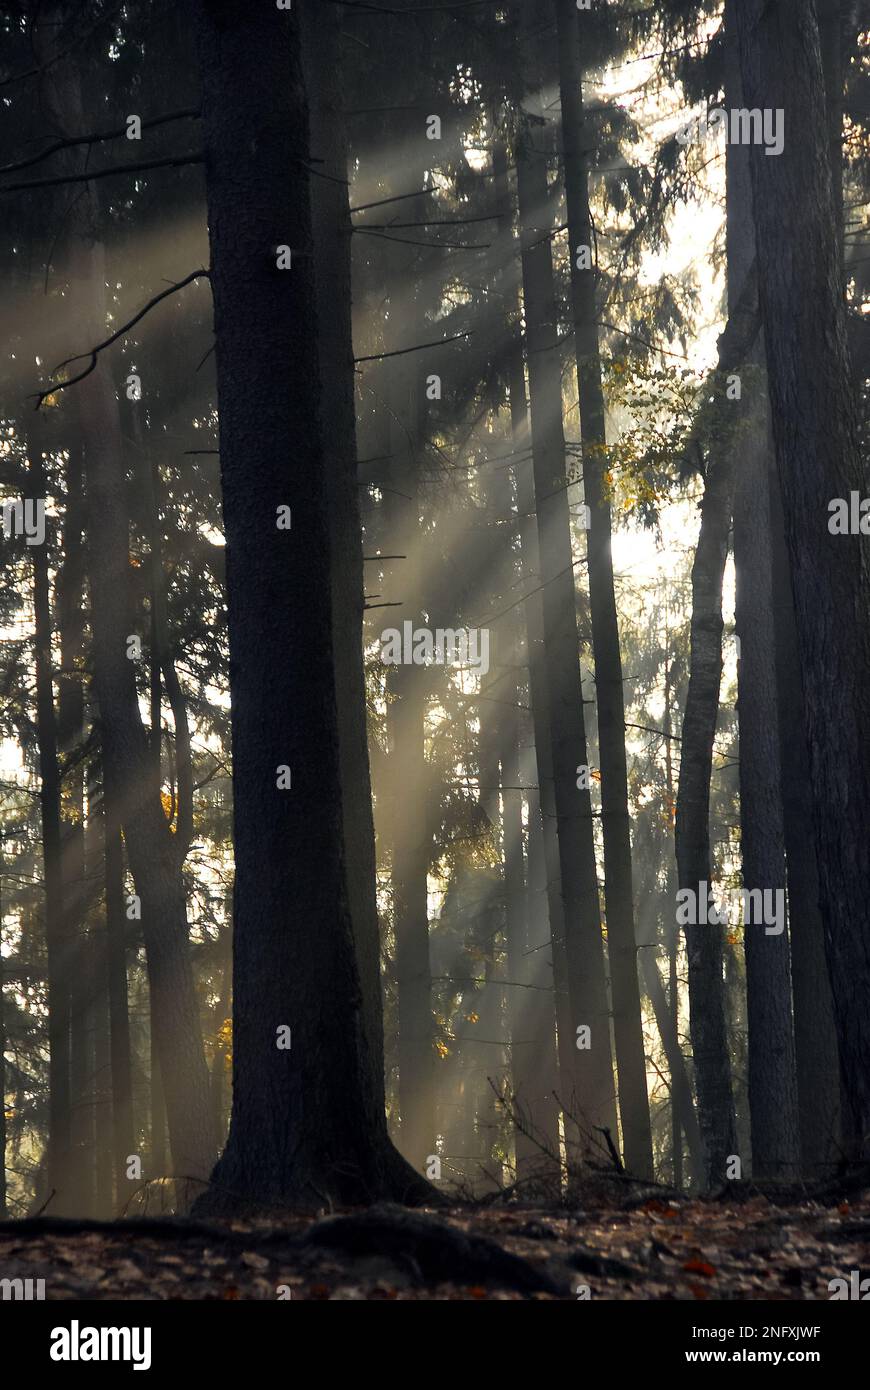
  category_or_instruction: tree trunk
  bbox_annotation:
[726,11,800,1181]
[556,0,653,1179]
[674,311,755,1185]
[28,422,71,1212]
[769,466,843,1174]
[736,0,870,1150]
[494,137,573,1168]
[514,21,617,1153]
[299,0,388,1123]
[191,0,429,1211]
[57,438,92,1214]
[102,754,134,1203]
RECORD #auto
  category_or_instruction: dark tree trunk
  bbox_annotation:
[556,0,653,1179]
[299,0,388,1122]
[736,0,870,1149]
[191,0,429,1211]
[769,467,843,1174]
[726,13,800,1181]
[514,24,617,1152]
[674,281,760,1183]
[102,755,134,1202]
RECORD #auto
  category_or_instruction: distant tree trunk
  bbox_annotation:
[663,637,684,1188]
[0,860,6,1218]
[514,38,617,1152]
[102,755,134,1202]
[675,307,753,1185]
[494,137,572,1166]
[299,0,388,1120]
[28,422,71,1212]
[57,438,92,1214]
[556,0,653,1179]
[736,0,870,1150]
[191,0,430,1210]
[384,347,436,1172]
[726,14,800,1181]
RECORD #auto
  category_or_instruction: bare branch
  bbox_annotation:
[0,109,201,176]
[34,269,210,409]
[0,153,204,195]
[354,331,471,364]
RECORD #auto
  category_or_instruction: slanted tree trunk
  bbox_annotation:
[556,0,653,1179]
[514,15,617,1153]
[736,0,870,1150]
[726,12,800,1182]
[191,0,430,1211]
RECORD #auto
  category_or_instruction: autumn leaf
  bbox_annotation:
[683,1259,716,1278]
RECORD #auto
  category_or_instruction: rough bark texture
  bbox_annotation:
[557,0,653,1179]
[769,465,843,1174]
[191,0,429,1211]
[736,0,870,1150]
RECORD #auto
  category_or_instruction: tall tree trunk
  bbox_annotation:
[736,0,870,1150]
[514,23,617,1153]
[191,0,429,1210]
[663,634,684,1188]
[384,347,436,1172]
[57,439,91,1214]
[494,137,574,1167]
[298,0,388,1122]
[726,12,800,1181]
[0,834,7,1217]
[556,0,653,1179]
[103,754,134,1203]
[674,286,759,1183]
[28,422,71,1211]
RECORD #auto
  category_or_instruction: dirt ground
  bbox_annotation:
[2,1185,869,1300]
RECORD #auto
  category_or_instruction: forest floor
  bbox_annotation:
[2,1182,870,1300]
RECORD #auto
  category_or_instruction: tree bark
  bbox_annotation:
[191,0,429,1211]
[28,421,71,1211]
[726,10,800,1181]
[514,15,617,1152]
[736,0,870,1150]
[299,0,388,1124]
[556,0,653,1179]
